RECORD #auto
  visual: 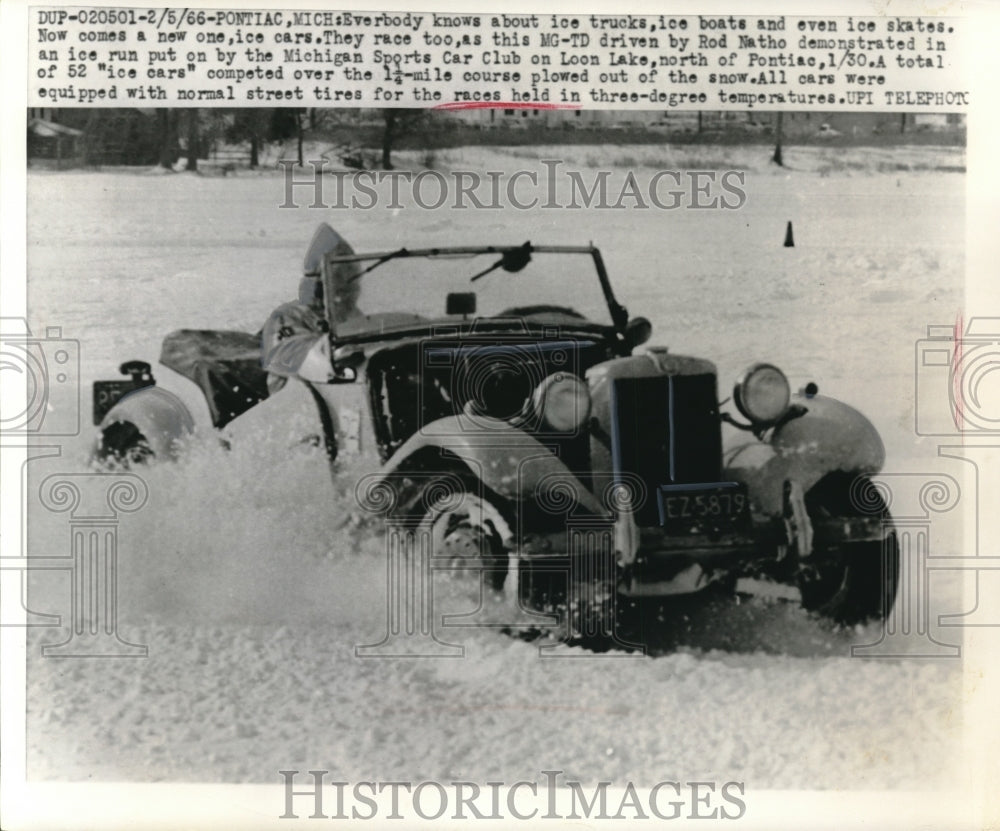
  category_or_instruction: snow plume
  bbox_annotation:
[111,429,388,629]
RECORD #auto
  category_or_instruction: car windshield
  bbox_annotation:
[336,247,615,329]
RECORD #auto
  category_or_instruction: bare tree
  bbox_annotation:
[229,109,269,168]
[296,110,304,167]
[185,109,200,172]
[157,109,178,169]
[381,108,427,170]
[80,110,103,165]
[381,109,400,170]
[772,112,784,166]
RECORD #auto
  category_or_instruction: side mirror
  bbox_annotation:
[624,316,652,349]
[447,292,477,317]
[329,345,364,383]
[329,366,358,384]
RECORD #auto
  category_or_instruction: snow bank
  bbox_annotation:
[24,152,966,787]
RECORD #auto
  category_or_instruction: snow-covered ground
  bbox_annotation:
[23,144,967,788]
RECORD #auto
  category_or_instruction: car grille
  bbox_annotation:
[609,374,723,525]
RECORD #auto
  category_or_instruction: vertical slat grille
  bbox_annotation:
[610,374,723,525]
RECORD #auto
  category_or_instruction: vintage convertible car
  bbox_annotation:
[93,224,898,644]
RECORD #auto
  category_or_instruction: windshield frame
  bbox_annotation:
[318,243,630,342]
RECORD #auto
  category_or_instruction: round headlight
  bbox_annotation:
[459,350,541,420]
[734,363,791,425]
[533,373,591,432]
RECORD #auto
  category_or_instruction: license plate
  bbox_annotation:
[92,380,140,425]
[657,483,750,533]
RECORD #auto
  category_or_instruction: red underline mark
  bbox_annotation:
[432,101,582,111]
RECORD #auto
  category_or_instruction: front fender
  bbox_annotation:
[379,415,606,515]
[94,386,195,461]
[724,393,885,516]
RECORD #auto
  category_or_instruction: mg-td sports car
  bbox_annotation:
[93,223,898,643]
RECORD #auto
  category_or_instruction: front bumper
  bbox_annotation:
[517,510,887,600]
[518,521,777,599]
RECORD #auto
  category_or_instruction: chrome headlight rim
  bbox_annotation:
[733,362,791,427]
[532,372,591,432]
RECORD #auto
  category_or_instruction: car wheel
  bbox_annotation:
[518,552,631,649]
[408,476,510,592]
[797,533,899,624]
[94,420,154,468]
[797,476,900,624]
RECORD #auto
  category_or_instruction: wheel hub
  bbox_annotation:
[420,490,511,591]
[441,521,493,568]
